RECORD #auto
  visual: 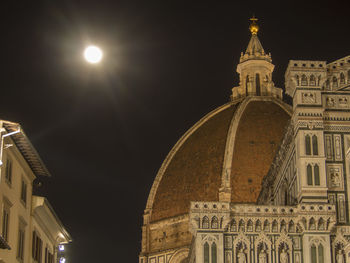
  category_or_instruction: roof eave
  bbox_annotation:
[2,120,51,178]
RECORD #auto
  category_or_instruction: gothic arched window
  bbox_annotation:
[295,75,300,86]
[301,74,308,86]
[309,218,316,230]
[280,220,287,232]
[340,72,345,84]
[306,134,318,156]
[305,135,311,155]
[307,164,313,185]
[246,75,249,96]
[348,70,350,84]
[318,218,325,230]
[239,220,245,232]
[283,186,288,206]
[247,220,253,232]
[202,216,209,229]
[311,243,325,263]
[272,220,278,232]
[314,164,320,186]
[333,76,338,89]
[310,75,316,86]
[255,220,261,232]
[263,220,270,232]
[318,244,324,263]
[204,242,209,263]
[231,220,237,232]
[212,242,217,263]
[256,73,261,95]
[211,216,218,229]
[311,244,317,263]
[312,135,318,155]
[288,221,295,232]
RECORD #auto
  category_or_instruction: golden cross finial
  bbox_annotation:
[250,15,258,23]
[249,16,259,35]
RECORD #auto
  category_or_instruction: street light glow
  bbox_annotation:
[84,45,103,64]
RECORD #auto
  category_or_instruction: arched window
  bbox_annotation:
[202,216,209,229]
[263,220,270,232]
[301,74,308,86]
[311,244,324,263]
[280,220,287,232]
[310,75,316,86]
[246,75,249,96]
[340,73,345,84]
[256,220,261,232]
[211,216,218,229]
[309,218,316,230]
[288,221,295,232]
[318,244,324,263]
[295,75,300,86]
[317,75,321,86]
[348,70,350,84]
[230,220,237,232]
[333,76,338,89]
[204,242,209,263]
[212,242,217,263]
[314,165,320,186]
[272,220,278,232]
[247,220,253,232]
[305,135,311,155]
[318,218,325,230]
[283,186,288,206]
[311,244,317,263]
[307,164,313,185]
[306,134,318,155]
[256,74,261,96]
[239,220,245,232]
[312,135,318,155]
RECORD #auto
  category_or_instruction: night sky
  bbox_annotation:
[1,1,350,262]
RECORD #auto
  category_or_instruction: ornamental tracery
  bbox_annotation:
[332,230,348,263]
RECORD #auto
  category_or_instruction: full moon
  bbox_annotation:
[84,45,103,64]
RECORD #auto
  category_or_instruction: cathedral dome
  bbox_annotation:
[141,19,293,257]
[146,97,291,222]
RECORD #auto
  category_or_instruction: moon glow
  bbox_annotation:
[84,46,103,64]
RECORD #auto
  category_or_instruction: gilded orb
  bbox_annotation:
[249,23,259,35]
[249,16,259,35]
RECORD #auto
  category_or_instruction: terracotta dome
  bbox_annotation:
[140,21,293,258]
[146,97,292,222]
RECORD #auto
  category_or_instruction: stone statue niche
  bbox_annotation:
[335,243,345,263]
[257,243,268,263]
[336,250,344,263]
[278,243,289,263]
[236,242,247,263]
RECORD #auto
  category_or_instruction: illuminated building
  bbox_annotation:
[139,18,350,263]
[0,120,71,262]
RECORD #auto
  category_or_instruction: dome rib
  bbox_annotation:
[144,102,235,221]
[219,97,292,200]
[146,97,292,223]
[229,98,291,202]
